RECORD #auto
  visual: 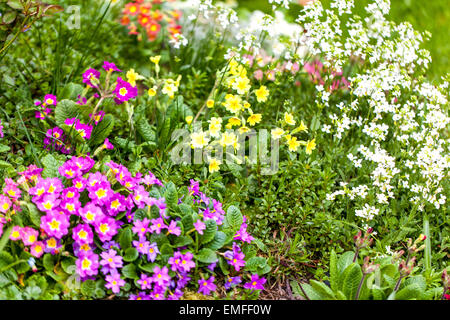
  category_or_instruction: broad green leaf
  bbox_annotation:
[90,114,115,145]
[395,283,423,300]
[122,264,138,279]
[195,248,218,264]
[123,248,139,262]
[200,219,217,244]
[55,99,80,127]
[226,205,243,230]
[206,231,227,250]
[81,279,96,297]
[310,280,336,300]
[342,263,362,300]
[329,249,338,291]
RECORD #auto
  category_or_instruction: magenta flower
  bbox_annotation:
[9,226,23,241]
[60,198,81,216]
[94,216,118,242]
[243,274,266,291]
[0,120,4,138]
[138,274,152,290]
[0,195,12,213]
[58,162,82,179]
[73,177,87,193]
[132,218,150,239]
[103,138,114,150]
[113,77,138,103]
[167,220,181,236]
[224,276,242,290]
[88,181,112,206]
[132,185,149,209]
[43,94,58,106]
[82,68,100,87]
[198,276,216,296]
[35,194,60,212]
[193,219,206,235]
[40,212,70,239]
[152,266,171,287]
[146,242,159,262]
[80,203,104,225]
[21,227,39,246]
[105,272,126,294]
[188,179,200,196]
[133,238,150,255]
[76,251,99,278]
[149,217,167,234]
[224,243,246,271]
[72,224,94,244]
[168,251,195,273]
[107,193,126,216]
[142,171,163,187]
[100,249,123,275]
[90,110,105,125]
[44,237,62,254]
[103,61,122,73]
[30,241,45,258]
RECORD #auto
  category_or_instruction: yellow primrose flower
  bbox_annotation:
[287,136,301,152]
[255,85,269,102]
[206,99,215,108]
[238,126,250,134]
[126,69,144,87]
[148,86,157,97]
[284,112,296,126]
[305,138,316,154]
[220,132,237,147]
[190,132,209,149]
[208,117,222,138]
[223,94,243,114]
[247,113,262,126]
[243,102,251,109]
[227,117,241,127]
[233,76,251,95]
[150,55,161,65]
[208,158,221,173]
[185,116,193,125]
[271,127,285,139]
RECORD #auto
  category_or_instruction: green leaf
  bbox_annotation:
[245,256,266,273]
[0,160,13,168]
[195,248,218,264]
[123,248,139,262]
[41,154,65,178]
[329,249,338,291]
[337,251,355,290]
[24,286,42,300]
[226,205,243,231]
[0,251,14,269]
[172,236,194,248]
[81,279,96,297]
[59,83,83,101]
[0,144,10,153]
[395,283,424,300]
[342,263,363,300]
[24,203,42,228]
[200,219,217,245]
[164,182,178,209]
[0,270,16,288]
[206,231,227,250]
[118,227,132,250]
[181,214,194,231]
[136,117,156,142]
[122,264,138,279]
[160,243,174,256]
[55,99,80,127]
[43,253,55,271]
[90,114,115,145]
[138,263,157,273]
[310,280,336,300]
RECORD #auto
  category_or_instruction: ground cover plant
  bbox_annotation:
[0,0,448,300]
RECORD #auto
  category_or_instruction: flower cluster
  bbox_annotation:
[120,0,183,43]
[0,158,266,299]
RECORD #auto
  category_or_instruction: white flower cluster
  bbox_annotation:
[296,0,449,219]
